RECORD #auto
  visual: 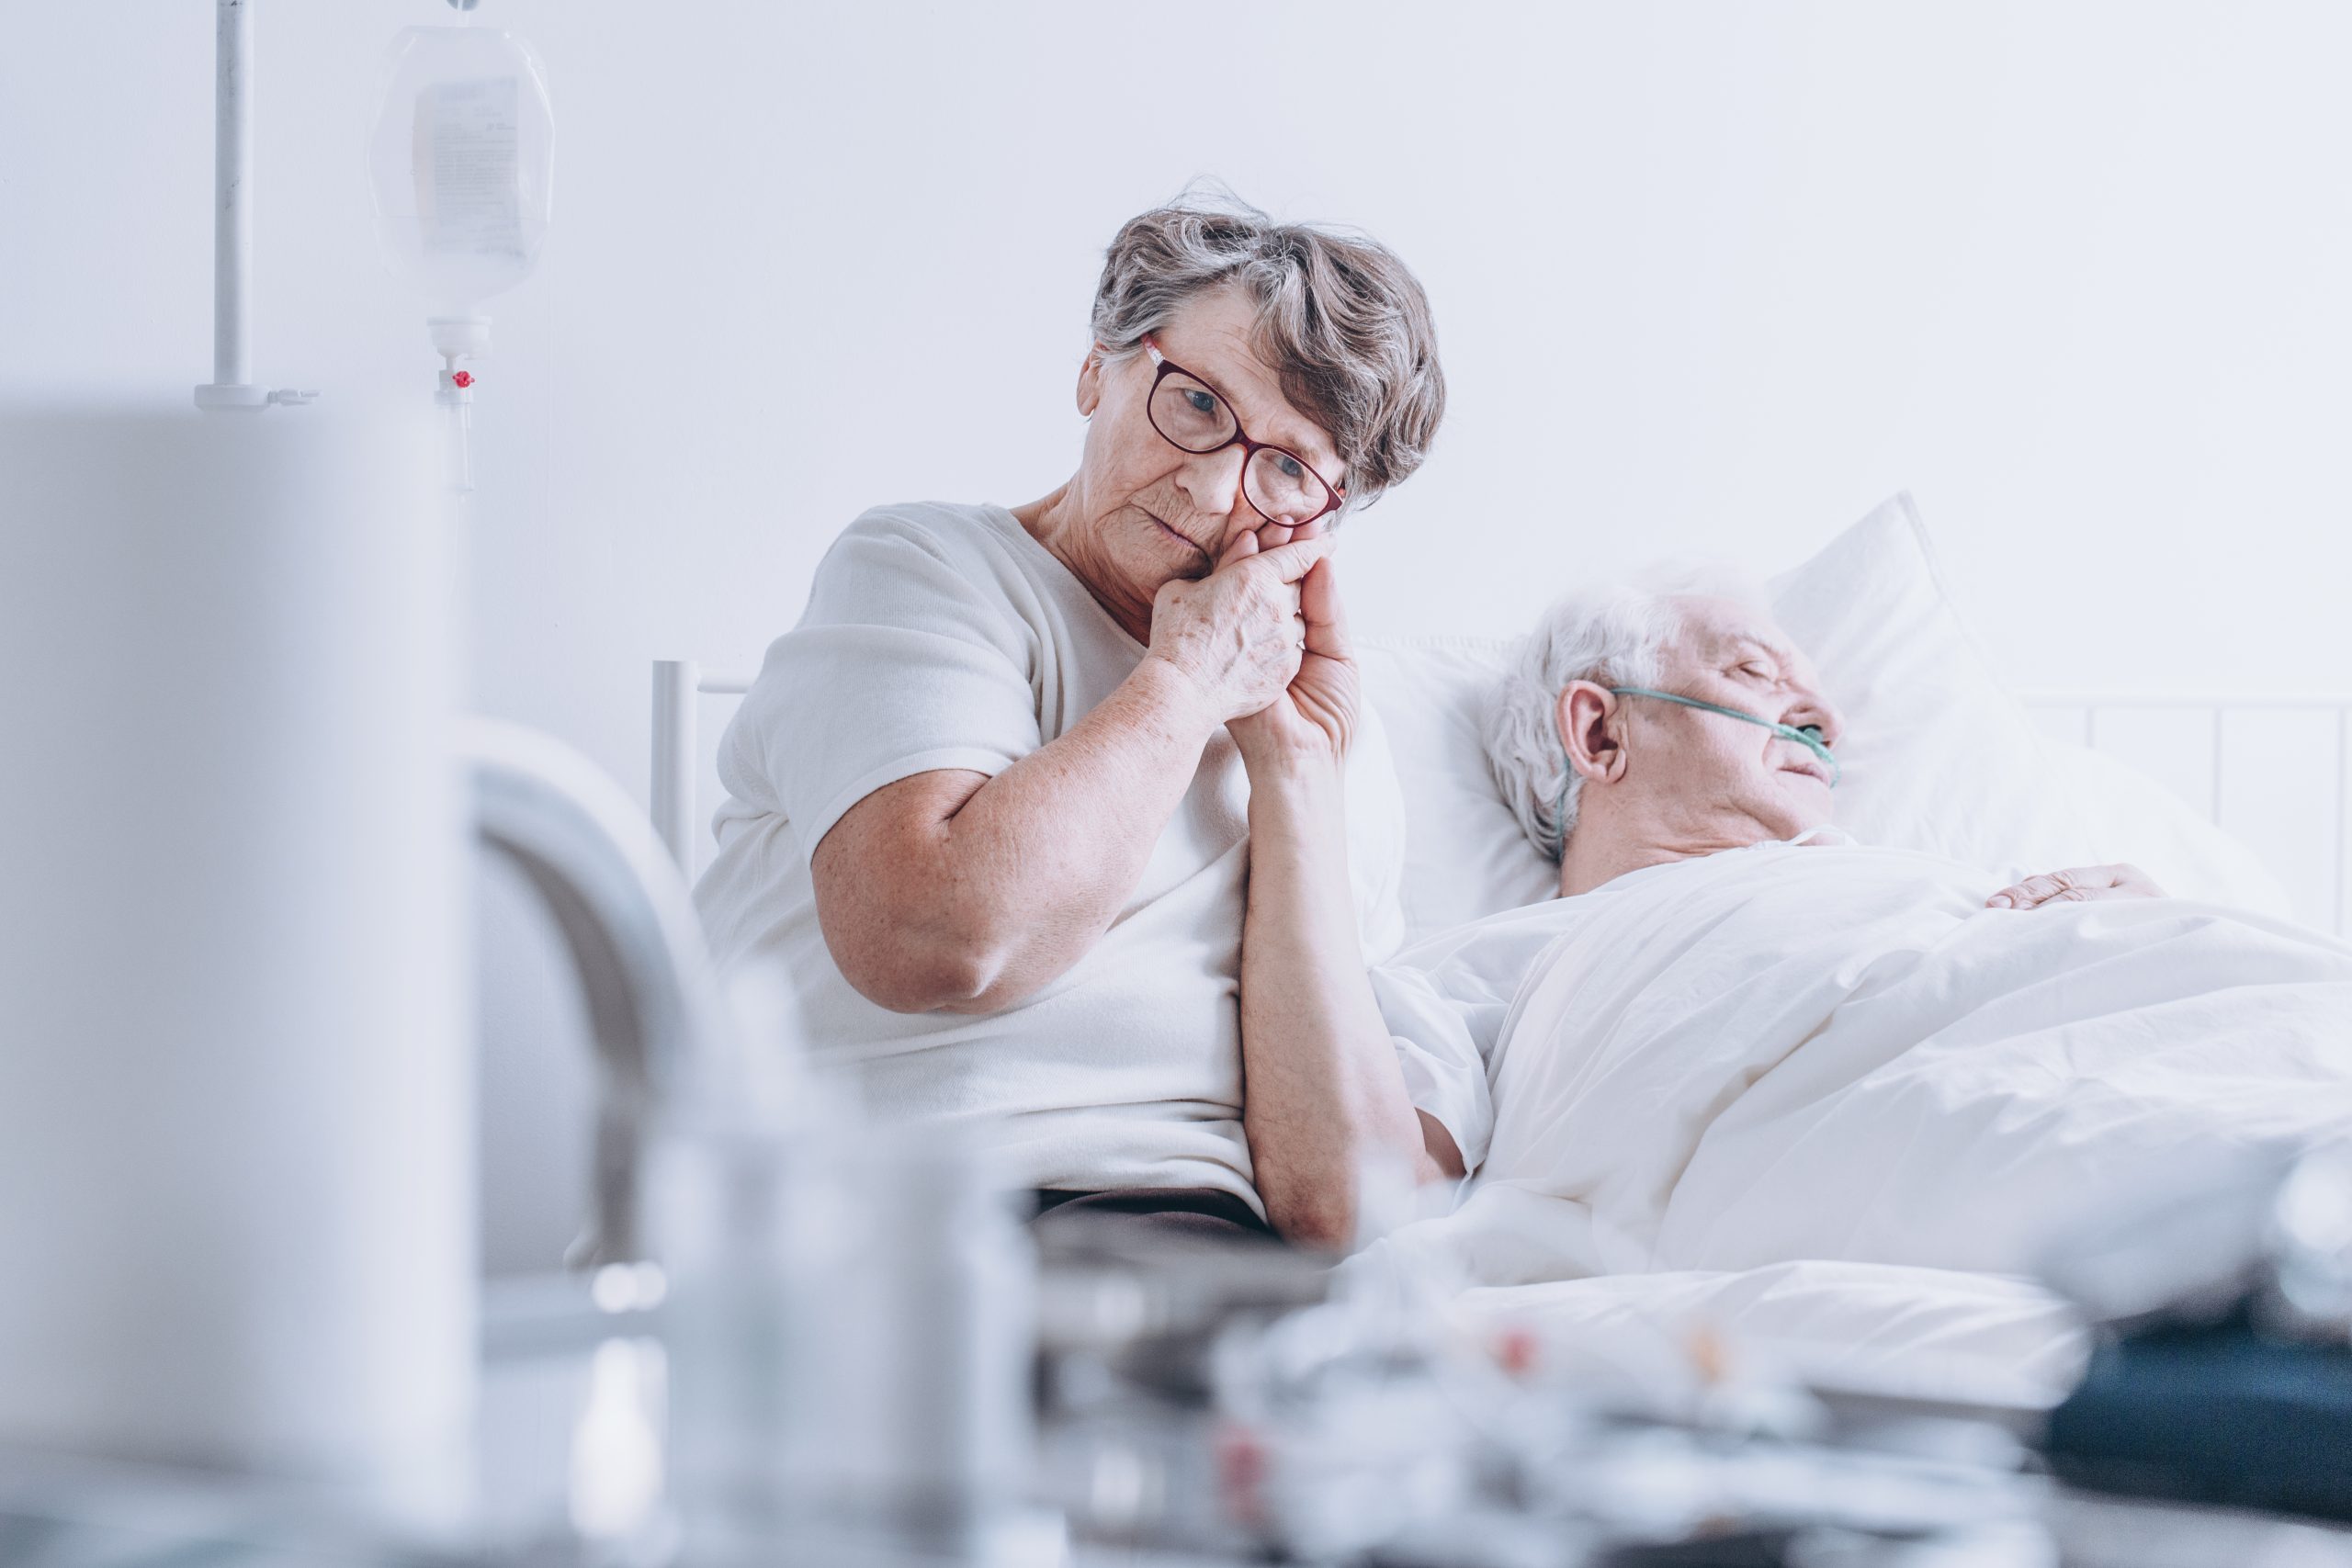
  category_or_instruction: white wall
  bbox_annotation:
[9,1,2350,1271]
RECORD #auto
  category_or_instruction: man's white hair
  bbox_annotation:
[1483,566,1770,863]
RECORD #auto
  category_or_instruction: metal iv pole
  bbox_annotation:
[193,0,314,412]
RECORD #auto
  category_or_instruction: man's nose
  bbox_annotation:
[1791,692,1845,749]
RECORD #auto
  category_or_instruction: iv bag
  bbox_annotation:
[368,22,554,314]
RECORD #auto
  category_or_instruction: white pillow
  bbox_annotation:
[1771,493,2291,915]
[1357,492,2293,942]
[1352,636,1555,940]
[1343,696,1411,965]
[1766,493,2088,879]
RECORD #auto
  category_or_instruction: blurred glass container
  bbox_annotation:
[650,1026,1042,1566]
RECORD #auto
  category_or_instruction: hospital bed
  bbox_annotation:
[644,642,2352,1396]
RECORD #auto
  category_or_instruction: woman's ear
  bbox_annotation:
[1556,681,1624,784]
[1076,344,1106,418]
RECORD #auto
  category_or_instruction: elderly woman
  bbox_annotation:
[693,194,1446,1245]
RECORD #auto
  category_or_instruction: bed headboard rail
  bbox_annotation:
[649,660,753,874]
[2018,690,2352,937]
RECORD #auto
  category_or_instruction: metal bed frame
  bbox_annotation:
[2022,691,2352,936]
[651,660,2352,938]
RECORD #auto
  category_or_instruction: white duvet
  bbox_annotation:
[1360,840,2352,1402]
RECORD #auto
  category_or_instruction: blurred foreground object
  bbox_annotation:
[654,999,1047,1567]
[1033,1219,2051,1566]
[0,404,468,1521]
[0,402,732,1538]
[2040,1140,2352,1523]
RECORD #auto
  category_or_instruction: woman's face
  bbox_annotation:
[1062,285,1346,628]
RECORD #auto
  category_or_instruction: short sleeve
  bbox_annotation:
[1370,961,1495,1175]
[717,511,1046,857]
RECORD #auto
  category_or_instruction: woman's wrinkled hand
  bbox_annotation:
[1985,863,2165,910]
[1145,526,1332,726]
[1222,518,1360,771]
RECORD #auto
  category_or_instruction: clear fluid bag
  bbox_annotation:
[368,17,553,317]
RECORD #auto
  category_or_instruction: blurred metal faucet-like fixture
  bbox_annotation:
[467,720,727,1269]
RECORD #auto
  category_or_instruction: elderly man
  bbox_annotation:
[1408,582,2165,1179]
[1242,581,2183,1241]
[1341,585,2352,1292]
[1483,583,2158,905]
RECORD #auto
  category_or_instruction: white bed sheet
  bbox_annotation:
[1356,837,2352,1411]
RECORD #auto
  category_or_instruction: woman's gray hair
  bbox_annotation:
[1484,569,1771,863]
[1091,184,1445,509]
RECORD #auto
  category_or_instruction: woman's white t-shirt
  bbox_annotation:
[694,501,1405,1214]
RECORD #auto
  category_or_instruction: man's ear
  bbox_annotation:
[1076,344,1106,418]
[1555,681,1625,784]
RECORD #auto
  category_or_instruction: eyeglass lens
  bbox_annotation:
[1148,369,1332,523]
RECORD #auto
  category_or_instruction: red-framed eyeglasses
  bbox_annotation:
[1141,335,1346,525]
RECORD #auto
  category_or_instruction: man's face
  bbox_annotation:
[1598,596,1846,843]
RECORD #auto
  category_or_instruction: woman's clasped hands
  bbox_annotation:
[1144,517,1358,768]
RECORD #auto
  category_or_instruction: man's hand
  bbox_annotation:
[1223,517,1359,770]
[1986,863,2165,910]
